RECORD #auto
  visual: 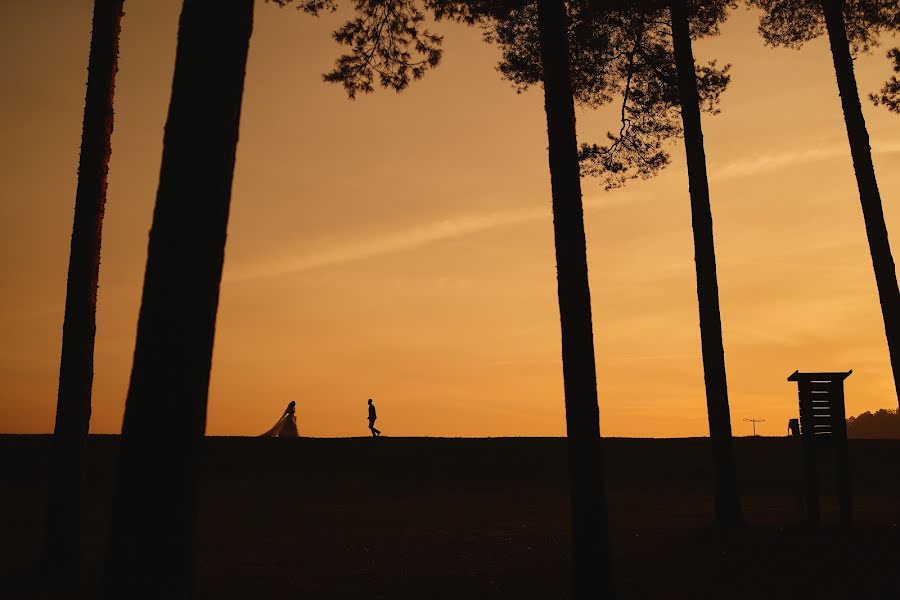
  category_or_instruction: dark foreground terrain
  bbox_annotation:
[2,435,899,598]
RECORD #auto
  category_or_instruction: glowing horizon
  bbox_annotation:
[0,1,898,438]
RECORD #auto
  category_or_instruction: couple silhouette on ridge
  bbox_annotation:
[261,398,382,438]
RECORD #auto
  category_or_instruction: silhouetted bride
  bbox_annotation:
[261,401,299,437]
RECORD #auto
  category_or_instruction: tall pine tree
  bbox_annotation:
[43,0,125,570]
[102,1,254,596]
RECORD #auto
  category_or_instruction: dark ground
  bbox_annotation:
[1,435,899,599]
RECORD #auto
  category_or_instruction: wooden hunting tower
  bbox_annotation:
[787,370,852,524]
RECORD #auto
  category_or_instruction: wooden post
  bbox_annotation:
[832,383,853,525]
[796,377,820,523]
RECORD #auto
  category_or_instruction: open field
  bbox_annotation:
[2,435,899,598]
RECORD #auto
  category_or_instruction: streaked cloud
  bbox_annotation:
[224,205,550,283]
[711,138,900,182]
[227,137,900,283]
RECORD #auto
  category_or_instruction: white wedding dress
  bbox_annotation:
[260,404,299,437]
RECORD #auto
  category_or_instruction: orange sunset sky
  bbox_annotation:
[0,1,898,438]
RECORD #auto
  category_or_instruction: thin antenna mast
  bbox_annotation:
[743,418,766,436]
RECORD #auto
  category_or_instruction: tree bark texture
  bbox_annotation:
[102,0,253,597]
[537,0,615,597]
[670,0,742,526]
[822,0,900,410]
[43,0,124,569]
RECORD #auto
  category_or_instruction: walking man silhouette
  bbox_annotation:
[367,398,381,437]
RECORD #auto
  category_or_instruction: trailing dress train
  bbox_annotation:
[261,401,299,437]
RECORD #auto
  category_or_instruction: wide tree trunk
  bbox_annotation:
[822,0,900,409]
[669,0,742,526]
[102,0,254,597]
[536,0,615,597]
[42,0,124,569]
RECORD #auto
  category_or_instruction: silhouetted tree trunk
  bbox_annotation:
[102,0,253,597]
[42,0,124,570]
[537,0,614,597]
[669,0,742,526]
[822,0,900,410]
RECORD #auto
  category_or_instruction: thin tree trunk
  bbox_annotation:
[536,0,614,597]
[822,0,900,410]
[42,0,124,569]
[669,0,742,526]
[102,1,253,597]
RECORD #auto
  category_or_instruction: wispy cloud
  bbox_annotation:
[711,138,900,181]
[224,205,549,283]
[226,138,900,283]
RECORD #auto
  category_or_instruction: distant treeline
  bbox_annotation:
[847,409,900,439]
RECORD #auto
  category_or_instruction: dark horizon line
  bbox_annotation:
[3,433,898,441]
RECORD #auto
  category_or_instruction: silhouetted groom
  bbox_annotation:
[367,398,381,437]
